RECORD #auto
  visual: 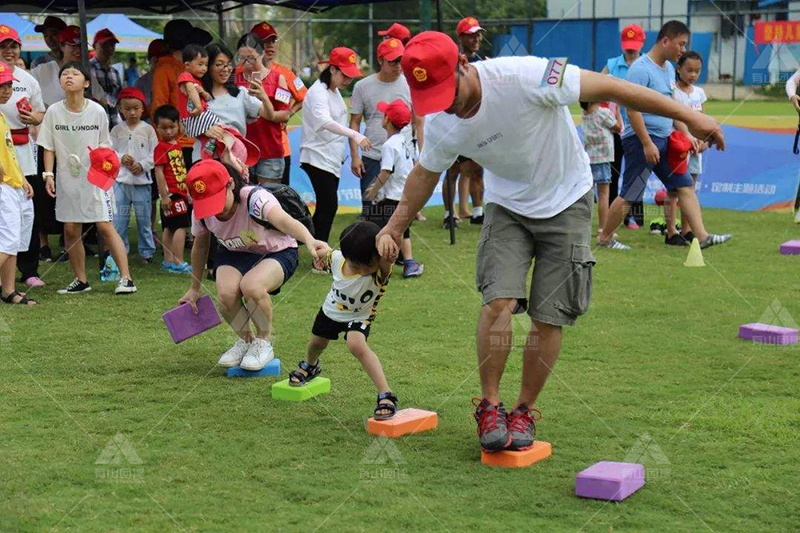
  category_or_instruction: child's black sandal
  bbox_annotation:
[374,392,398,420]
[288,360,322,387]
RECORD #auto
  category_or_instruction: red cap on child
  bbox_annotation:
[186,159,230,219]
[87,147,120,191]
[117,87,147,108]
[377,99,411,129]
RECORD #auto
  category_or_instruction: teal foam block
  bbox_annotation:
[226,359,281,378]
[271,377,331,401]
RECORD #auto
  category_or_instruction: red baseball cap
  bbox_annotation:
[118,87,147,108]
[186,159,230,219]
[377,99,411,129]
[401,31,459,116]
[251,21,278,41]
[621,24,646,51]
[0,25,21,46]
[201,128,261,168]
[456,17,484,35]
[377,38,404,61]
[0,61,17,85]
[378,23,411,42]
[87,147,120,191]
[328,47,361,78]
[59,25,81,46]
[93,28,119,47]
[667,130,692,175]
[35,16,66,34]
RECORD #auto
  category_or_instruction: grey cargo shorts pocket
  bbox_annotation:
[553,243,596,318]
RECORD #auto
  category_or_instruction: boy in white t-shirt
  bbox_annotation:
[288,221,398,420]
[364,99,423,278]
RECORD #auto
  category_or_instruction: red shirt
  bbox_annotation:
[235,69,288,160]
[176,72,207,120]
[154,140,188,197]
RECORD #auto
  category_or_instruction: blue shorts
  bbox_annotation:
[620,135,694,202]
[215,246,298,295]
[590,163,612,184]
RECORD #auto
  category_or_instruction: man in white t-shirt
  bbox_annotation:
[349,38,422,217]
[0,24,46,287]
[376,31,725,453]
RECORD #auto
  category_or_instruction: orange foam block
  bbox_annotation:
[366,408,438,438]
[481,441,552,468]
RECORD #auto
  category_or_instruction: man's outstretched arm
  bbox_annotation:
[579,69,725,150]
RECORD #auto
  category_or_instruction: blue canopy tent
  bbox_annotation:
[87,14,160,52]
[0,12,48,52]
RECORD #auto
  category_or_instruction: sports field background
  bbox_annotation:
[2,100,799,532]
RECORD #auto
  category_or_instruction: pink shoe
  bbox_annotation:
[626,220,640,230]
[24,276,46,287]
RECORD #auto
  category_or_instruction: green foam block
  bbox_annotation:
[271,377,331,401]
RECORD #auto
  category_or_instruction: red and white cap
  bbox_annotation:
[456,17,484,35]
[59,25,81,46]
[621,24,646,51]
[400,31,459,116]
[377,99,411,129]
[327,47,362,78]
[0,25,22,45]
[377,38,404,61]
[0,61,17,85]
[186,159,231,219]
[93,28,119,47]
[378,23,411,42]
[87,147,120,191]
[251,21,278,41]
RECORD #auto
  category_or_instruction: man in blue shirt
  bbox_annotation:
[599,20,731,250]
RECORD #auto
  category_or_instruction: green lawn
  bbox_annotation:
[2,206,799,532]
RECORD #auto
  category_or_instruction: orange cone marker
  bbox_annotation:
[366,408,438,438]
[480,441,552,468]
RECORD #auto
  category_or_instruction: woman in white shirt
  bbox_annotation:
[300,47,371,246]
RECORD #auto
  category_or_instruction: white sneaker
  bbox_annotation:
[218,338,250,367]
[239,338,274,371]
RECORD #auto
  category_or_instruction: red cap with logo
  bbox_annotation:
[93,28,119,47]
[0,61,16,85]
[251,21,278,41]
[621,24,646,51]
[378,23,411,42]
[59,25,81,45]
[456,17,484,35]
[377,99,411,129]
[117,87,147,108]
[0,25,21,45]
[377,38,404,61]
[667,130,692,175]
[328,47,361,78]
[400,31,459,116]
[186,159,230,219]
[87,147,120,191]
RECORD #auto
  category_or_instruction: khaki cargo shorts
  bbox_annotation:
[475,190,596,327]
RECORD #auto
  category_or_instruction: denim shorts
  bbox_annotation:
[590,163,612,184]
[254,158,286,183]
[215,246,298,294]
[620,135,694,202]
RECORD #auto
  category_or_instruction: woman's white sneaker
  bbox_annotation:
[240,338,274,371]
[218,338,250,367]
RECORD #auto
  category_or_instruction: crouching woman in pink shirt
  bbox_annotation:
[179,159,329,370]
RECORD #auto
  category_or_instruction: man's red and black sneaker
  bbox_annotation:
[507,404,541,451]
[473,398,511,452]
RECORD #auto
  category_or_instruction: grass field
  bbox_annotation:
[2,203,799,532]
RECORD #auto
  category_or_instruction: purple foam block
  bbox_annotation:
[780,240,800,255]
[162,295,222,343]
[738,323,798,345]
[575,461,645,501]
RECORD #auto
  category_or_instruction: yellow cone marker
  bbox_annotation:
[684,238,705,267]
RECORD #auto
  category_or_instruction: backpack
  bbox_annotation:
[247,184,314,236]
